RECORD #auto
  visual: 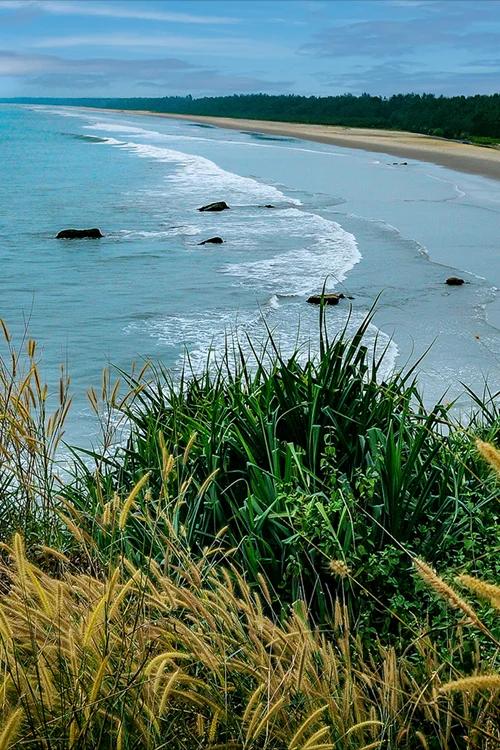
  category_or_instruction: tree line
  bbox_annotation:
[4,92,500,141]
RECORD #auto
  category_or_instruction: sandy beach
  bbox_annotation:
[103,109,500,181]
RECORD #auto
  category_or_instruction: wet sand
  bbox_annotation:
[108,109,500,181]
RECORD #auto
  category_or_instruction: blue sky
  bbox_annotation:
[0,0,499,98]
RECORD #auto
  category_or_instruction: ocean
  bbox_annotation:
[1,104,499,447]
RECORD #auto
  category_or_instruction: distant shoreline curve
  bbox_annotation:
[79,107,500,182]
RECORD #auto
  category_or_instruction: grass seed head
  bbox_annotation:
[476,439,500,476]
[329,560,351,578]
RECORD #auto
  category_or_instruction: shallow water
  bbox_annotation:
[0,104,499,446]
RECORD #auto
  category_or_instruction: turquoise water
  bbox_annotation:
[1,104,499,446]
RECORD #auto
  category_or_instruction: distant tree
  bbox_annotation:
[3,92,500,141]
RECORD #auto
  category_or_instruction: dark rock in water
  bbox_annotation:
[262,204,275,208]
[198,236,224,245]
[198,201,230,212]
[56,228,103,239]
[307,293,345,306]
[445,276,465,286]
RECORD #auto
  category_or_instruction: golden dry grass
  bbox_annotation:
[0,320,71,532]
[413,525,499,749]
[0,519,497,749]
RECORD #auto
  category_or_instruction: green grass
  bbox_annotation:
[60,308,500,628]
[468,135,500,147]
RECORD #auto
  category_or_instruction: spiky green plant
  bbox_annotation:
[62,310,499,620]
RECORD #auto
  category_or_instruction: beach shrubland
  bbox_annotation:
[62,311,499,626]
[0,312,498,748]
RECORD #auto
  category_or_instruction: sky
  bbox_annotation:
[0,0,499,98]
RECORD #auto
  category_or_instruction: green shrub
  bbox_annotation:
[62,310,499,626]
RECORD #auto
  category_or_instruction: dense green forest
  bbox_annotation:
[3,92,500,142]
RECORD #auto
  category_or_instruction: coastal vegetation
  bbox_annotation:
[0,311,499,748]
[4,92,500,143]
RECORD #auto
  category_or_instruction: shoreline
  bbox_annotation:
[3,102,500,423]
[87,107,500,182]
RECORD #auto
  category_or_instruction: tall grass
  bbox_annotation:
[62,310,499,621]
[0,320,71,544]
[0,512,498,749]
[0,309,498,747]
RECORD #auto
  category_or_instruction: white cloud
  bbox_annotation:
[0,0,239,25]
[0,50,54,75]
[386,1,433,6]
[30,32,288,60]
[0,50,191,77]
[34,32,241,51]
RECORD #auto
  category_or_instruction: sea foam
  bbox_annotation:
[93,131,359,295]
[96,136,299,206]
[222,208,361,295]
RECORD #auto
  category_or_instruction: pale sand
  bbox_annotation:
[99,108,500,182]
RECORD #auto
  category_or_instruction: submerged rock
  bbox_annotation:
[307,293,352,306]
[445,276,465,286]
[199,236,224,245]
[198,201,230,212]
[56,228,103,239]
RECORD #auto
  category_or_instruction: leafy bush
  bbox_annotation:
[62,311,499,625]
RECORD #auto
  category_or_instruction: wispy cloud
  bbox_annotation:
[303,23,500,59]
[0,50,292,95]
[0,49,192,77]
[29,33,289,60]
[317,60,500,96]
[0,0,497,98]
[385,1,433,7]
[300,1,500,59]
[0,0,239,25]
